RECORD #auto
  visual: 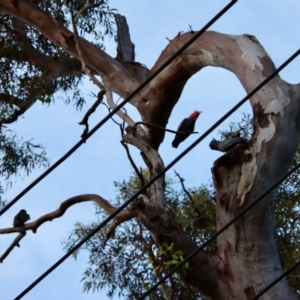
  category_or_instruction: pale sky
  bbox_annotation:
[0,1,300,299]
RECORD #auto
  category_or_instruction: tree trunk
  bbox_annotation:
[210,81,300,299]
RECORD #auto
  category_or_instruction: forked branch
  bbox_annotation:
[0,194,133,261]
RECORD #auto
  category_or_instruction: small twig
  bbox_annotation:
[109,108,124,128]
[174,171,202,219]
[134,121,198,135]
[99,100,125,135]
[121,141,145,187]
[188,24,194,33]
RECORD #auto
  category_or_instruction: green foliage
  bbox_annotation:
[149,243,189,274]
[0,0,116,114]
[0,126,49,204]
[62,163,300,299]
[63,216,160,299]
[217,113,253,140]
[111,169,151,206]
[0,128,48,179]
[167,182,216,247]
[274,147,300,296]
[62,171,213,299]
[0,0,116,203]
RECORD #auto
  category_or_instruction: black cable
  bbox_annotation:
[139,161,300,299]
[0,0,237,218]
[252,260,300,300]
[14,48,300,300]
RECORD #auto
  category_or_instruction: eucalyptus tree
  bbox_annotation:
[1,1,300,299]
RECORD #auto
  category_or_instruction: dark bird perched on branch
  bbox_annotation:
[13,209,30,227]
[209,136,246,152]
[172,111,201,148]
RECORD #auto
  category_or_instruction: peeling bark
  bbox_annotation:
[211,80,300,299]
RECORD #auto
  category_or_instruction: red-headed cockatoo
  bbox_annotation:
[172,111,201,148]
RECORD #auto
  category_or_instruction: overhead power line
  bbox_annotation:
[252,259,300,300]
[14,47,300,300]
[0,0,238,218]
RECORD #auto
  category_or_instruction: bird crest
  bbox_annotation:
[189,111,201,119]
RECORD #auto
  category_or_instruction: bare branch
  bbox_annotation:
[41,0,48,11]
[121,140,145,187]
[79,90,105,138]
[105,92,145,186]
[0,232,26,263]
[97,97,125,133]
[174,170,202,219]
[0,194,133,262]
[134,121,198,135]
[123,127,165,207]
[187,286,197,300]
[0,194,132,235]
